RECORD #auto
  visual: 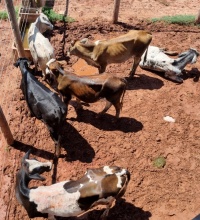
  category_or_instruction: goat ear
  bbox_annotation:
[13,61,19,68]
[80,38,89,44]
[29,173,45,181]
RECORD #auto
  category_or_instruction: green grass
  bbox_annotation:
[0,7,74,23]
[0,10,8,20]
[42,7,75,23]
[0,7,19,20]
[153,156,166,168]
[151,14,196,25]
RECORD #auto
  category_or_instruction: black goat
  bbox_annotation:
[14,58,67,157]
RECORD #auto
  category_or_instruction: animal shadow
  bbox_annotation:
[60,122,95,163]
[69,108,143,133]
[12,140,55,160]
[126,73,164,90]
[55,198,152,220]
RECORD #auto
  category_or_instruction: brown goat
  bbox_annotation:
[46,59,127,118]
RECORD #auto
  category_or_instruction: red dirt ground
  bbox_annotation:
[0,1,200,220]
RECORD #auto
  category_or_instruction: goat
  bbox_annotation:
[28,12,55,79]
[14,58,67,157]
[15,150,52,218]
[139,46,199,83]
[16,151,130,219]
[46,59,127,118]
[67,30,152,78]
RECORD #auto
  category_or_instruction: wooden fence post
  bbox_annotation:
[5,0,25,58]
[64,0,69,17]
[195,10,200,24]
[112,0,121,24]
[0,106,14,146]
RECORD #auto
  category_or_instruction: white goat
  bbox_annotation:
[139,46,199,83]
[28,13,55,79]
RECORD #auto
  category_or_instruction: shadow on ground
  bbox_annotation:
[61,122,95,163]
[126,73,164,90]
[56,198,152,220]
[68,108,143,133]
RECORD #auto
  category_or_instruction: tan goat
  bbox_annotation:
[67,30,152,78]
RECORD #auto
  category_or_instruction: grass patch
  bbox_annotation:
[153,156,166,168]
[0,10,8,20]
[42,7,75,23]
[0,7,19,20]
[151,14,195,25]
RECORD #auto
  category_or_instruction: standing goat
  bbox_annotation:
[16,151,130,219]
[139,46,199,83]
[67,30,152,78]
[46,59,127,118]
[14,58,67,157]
[28,13,55,79]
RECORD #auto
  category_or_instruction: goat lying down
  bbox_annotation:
[15,150,52,217]
[16,151,130,219]
[139,46,199,83]
[46,59,127,118]
[28,12,55,79]
[14,58,67,157]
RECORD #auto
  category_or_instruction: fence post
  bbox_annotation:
[0,106,14,146]
[195,10,200,24]
[5,0,25,58]
[112,0,121,24]
[64,0,69,17]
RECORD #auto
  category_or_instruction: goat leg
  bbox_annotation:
[100,198,115,220]
[91,196,115,220]
[129,56,141,78]
[98,100,112,116]
[48,213,56,220]
[55,134,62,158]
[75,97,84,110]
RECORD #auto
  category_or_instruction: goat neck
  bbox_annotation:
[16,150,34,204]
[173,49,198,70]
[15,166,31,204]
[35,16,46,34]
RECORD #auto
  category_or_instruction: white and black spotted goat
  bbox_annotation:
[28,12,55,79]
[15,150,52,218]
[139,46,199,83]
[16,151,130,219]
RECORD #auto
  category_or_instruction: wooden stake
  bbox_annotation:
[195,10,200,24]
[64,0,69,17]
[5,0,25,58]
[0,106,14,146]
[112,0,121,24]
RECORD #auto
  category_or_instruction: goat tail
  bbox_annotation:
[120,78,127,110]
